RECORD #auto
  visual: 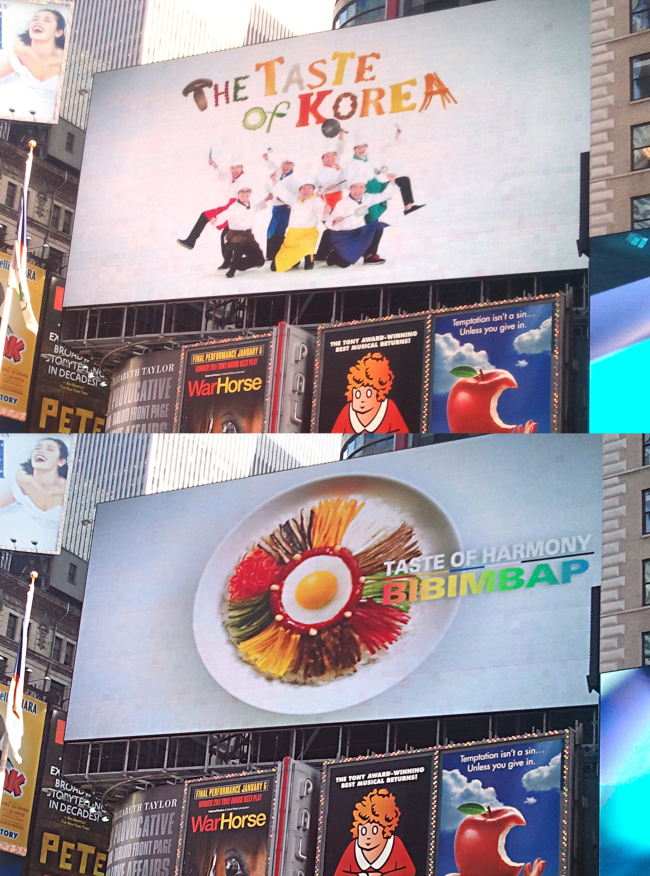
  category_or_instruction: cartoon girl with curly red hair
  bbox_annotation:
[333,789,416,876]
[331,353,409,434]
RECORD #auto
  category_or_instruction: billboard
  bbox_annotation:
[434,733,572,876]
[0,1,72,124]
[179,335,274,433]
[312,315,429,433]
[317,751,436,876]
[0,434,73,552]
[430,297,563,434]
[106,785,183,876]
[27,709,111,876]
[0,256,46,421]
[589,231,650,432]
[67,435,601,741]
[105,349,181,434]
[600,667,650,876]
[27,280,109,434]
[180,772,276,876]
[0,683,47,856]
[65,0,589,307]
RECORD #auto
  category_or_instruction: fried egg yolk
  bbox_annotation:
[295,571,337,610]
[281,554,353,626]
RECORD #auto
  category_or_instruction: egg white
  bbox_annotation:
[281,554,353,626]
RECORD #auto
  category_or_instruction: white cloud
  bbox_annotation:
[441,770,504,832]
[522,754,561,791]
[516,359,528,368]
[434,333,494,395]
[513,318,552,355]
[524,797,537,805]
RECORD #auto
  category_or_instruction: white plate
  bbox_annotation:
[193,473,461,715]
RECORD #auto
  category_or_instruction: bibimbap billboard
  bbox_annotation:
[67,435,600,740]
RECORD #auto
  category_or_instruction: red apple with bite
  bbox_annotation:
[454,804,526,876]
[446,367,538,434]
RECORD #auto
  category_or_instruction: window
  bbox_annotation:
[65,131,75,153]
[644,490,650,534]
[644,559,650,605]
[67,563,77,584]
[5,182,17,209]
[51,204,61,229]
[52,635,62,662]
[632,53,650,100]
[644,434,650,465]
[633,0,650,31]
[6,614,18,640]
[644,631,650,666]
[335,0,386,27]
[632,124,650,170]
[62,209,73,235]
[48,679,66,706]
[63,641,75,667]
[632,194,650,228]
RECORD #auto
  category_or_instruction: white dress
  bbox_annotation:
[0,48,59,120]
[0,479,63,552]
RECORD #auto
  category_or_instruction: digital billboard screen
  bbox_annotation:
[0,1,72,124]
[67,435,601,741]
[589,231,650,432]
[313,315,429,433]
[600,667,650,876]
[430,297,562,434]
[434,733,572,876]
[65,0,589,307]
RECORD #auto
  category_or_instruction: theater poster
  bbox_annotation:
[317,751,436,876]
[430,297,563,434]
[434,733,573,876]
[312,315,429,433]
[178,335,274,433]
[180,772,276,876]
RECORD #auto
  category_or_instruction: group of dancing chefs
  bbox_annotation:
[177,129,423,278]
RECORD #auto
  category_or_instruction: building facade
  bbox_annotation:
[590,0,650,235]
[601,433,650,671]
[333,0,492,28]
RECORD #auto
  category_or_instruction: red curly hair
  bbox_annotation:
[345,353,394,402]
[350,789,401,838]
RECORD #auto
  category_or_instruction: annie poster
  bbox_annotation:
[313,316,428,433]
[65,0,589,306]
[179,337,272,433]
[180,773,275,876]
[435,735,568,876]
[318,752,435,876]
[430,300,557,434]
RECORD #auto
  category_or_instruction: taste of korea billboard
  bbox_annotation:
[64,0,589,307]
[67,434,601,741]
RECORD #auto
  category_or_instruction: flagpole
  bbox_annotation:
[0,571,38,815]
[0,140,37,384]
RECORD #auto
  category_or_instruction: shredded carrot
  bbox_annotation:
[312,498,364,548]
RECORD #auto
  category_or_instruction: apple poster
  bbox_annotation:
[436,736,565,876]
[318,752,436,876]
[430,301,555,434]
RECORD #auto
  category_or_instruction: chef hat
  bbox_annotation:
[347,172,369,186]
[349,130,369,148]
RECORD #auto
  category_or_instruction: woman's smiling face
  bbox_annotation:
[29,11,63,42]
[31,439,62,472]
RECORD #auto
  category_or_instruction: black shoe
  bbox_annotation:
[364,254,386,265]
[304,256,314,270]
[404,204,424,215]
[218,262,230,269]
[270,261,277,272]
[226,268,236,278]
[177,238,194,250]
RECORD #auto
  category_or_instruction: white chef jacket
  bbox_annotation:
[218,199,266,231]
[326,185,398,231]
[264,160,299,207]
[272,183,327,228]
[314,139,346,190]
[211,165,250,202]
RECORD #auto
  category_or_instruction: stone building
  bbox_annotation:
[590,0,650,235]
[600,433,650,671]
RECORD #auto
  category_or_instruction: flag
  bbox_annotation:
[7,145,38,335]
[4,578,35,764]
